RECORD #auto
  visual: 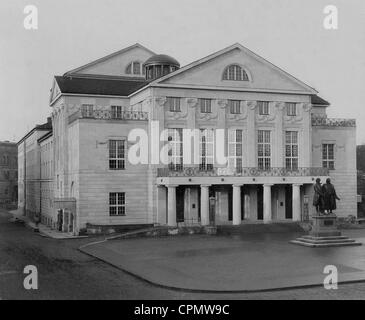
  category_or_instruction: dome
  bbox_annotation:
[144,54,180,68]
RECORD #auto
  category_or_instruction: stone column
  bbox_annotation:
[167,185,178,227]
[244,194,250,220]
[247,101,257,167]
[274,102,285,167]
[263,184,273,223]
[292,184,302,222]
[157,186,167,225]
[302,103,312,167]
[232,184,242,225]
[200,184,210,226]
[61,209,66,232]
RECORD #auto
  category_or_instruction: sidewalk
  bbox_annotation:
[80,230,365,292]
[9,209,87,240]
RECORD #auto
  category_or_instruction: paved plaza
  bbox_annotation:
[81,230,365,292]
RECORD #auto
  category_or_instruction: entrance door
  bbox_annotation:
[285,185,293,219]
[176,186,185,223]
[257,185,263,220]
[176,186,185,222]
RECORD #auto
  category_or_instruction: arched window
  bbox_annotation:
[223,64,249,81]
[125,61,144,75]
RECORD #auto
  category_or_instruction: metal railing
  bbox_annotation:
[69,109,148,123]
[311,115,356,127]
[157,166,329,177]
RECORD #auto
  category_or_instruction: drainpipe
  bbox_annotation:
[39,142,42,222]
[23,140,26,216]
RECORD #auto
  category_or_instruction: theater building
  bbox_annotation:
[26,42,357,234]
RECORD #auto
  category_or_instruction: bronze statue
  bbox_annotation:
[321,178,340,215]
[313,178,324,214]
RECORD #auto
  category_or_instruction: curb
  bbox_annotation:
[10,213,88,240]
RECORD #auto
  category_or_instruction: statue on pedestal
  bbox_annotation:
[322,178,340,215]
[313,178,324,215]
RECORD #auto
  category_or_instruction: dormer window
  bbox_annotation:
[223,65,249,81]
[126,61,144,75]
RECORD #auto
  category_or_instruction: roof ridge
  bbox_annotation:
[57,74,147,82]
[63,43,156,76]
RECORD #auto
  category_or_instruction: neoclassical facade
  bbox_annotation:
[34,43,357,234]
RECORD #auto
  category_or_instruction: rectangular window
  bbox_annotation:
[199,129,214,171]
[109,192,125,216]
[257,130,271,170]
[81,104,94,118]
[258,101,269,115]
[322,144,335,169]
[133,62,141,75]
[167,97,181,112]
[199,99,212,113]
[168,128,183,170]
[286,103,297,116]
[109,140,125,170]
[228,100,241,114]
[285,131,298,170]
[111,106,124,119]
[228,129,243,172]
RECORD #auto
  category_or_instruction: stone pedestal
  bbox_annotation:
[309,215,341,237]
[290,215,362,248]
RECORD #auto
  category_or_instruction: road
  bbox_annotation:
[0,208,364,300]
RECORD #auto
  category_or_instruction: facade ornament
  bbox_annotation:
[155,96,167,107]
[247,101,257,110]
[217,99,228,109]
[142,97,153,108]
[186,98,198,108]
[166,110,188,121]
[303,103,312,113]
[198,112,218,121]
[275,102,286,111]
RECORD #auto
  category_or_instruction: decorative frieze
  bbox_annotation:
[157,166,330,177]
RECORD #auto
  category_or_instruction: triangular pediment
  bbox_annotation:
[64,43,155,78]
[153,44,317,94]
[49,78,61,104]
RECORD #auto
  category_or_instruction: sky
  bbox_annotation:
[0,0,364,143]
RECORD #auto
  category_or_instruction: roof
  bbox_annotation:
[141,43,318,95]
[311,95,330,106]
[144,54,180,67]
[18,120,52,145]
[64,43,156,76]
[0,141,17,146]
[37,130,53,143]
[54,76,148,97]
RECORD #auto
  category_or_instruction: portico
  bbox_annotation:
[158,168,328,227]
